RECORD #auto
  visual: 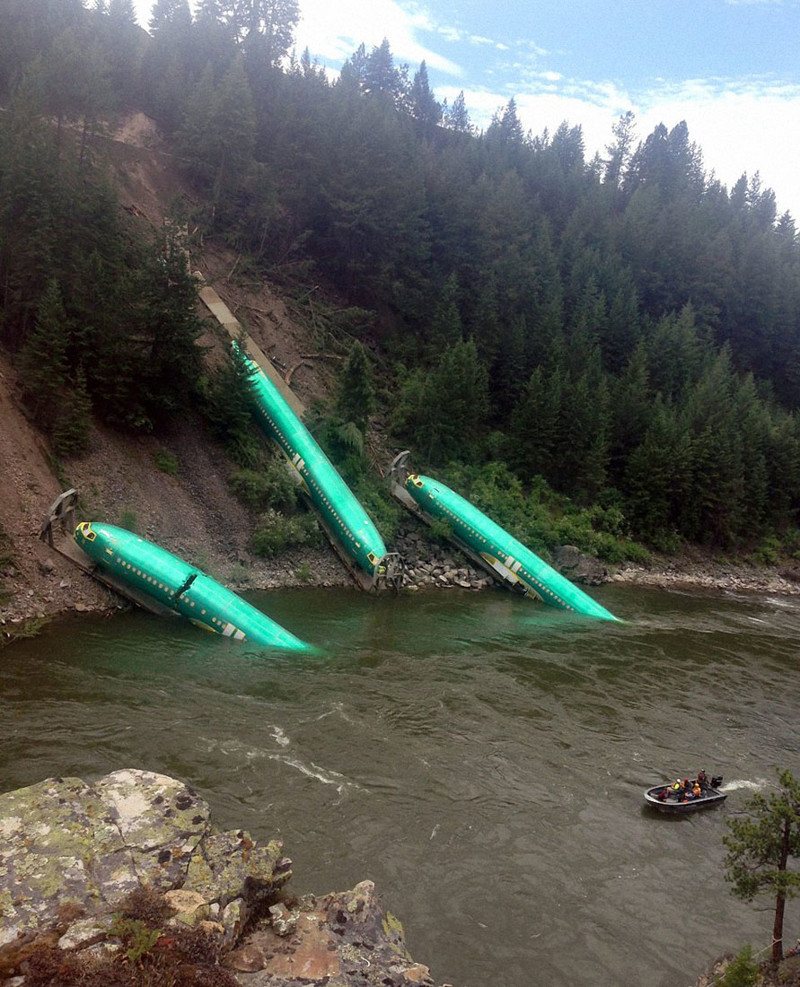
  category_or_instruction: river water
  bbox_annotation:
[2,582,799,986]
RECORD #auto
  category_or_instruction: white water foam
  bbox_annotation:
[268,754,367,795]
[720,778,770,793]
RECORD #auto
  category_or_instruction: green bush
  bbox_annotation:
[438,460,648,564]
[429,516,453,545]
[109,916,161,964]
[250,509,321,557]
[749,535,781,566]
[229,458,299,511]
[153,448,179,475]
[350,477,403,543]
[718,945,758,987]
[118,510,138,533]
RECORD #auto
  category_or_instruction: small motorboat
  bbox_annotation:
[644,774,726,814]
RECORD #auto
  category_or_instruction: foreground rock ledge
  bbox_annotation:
[0,768,448,986]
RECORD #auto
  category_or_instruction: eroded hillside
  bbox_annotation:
[0,112,353,630]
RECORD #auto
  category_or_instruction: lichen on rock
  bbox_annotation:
[0,768,449,986]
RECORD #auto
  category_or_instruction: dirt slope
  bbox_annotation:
[0,112,351,633]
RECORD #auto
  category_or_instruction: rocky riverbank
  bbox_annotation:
[609,549,800,598]
[0,768,448,987]
[4,510,800,644]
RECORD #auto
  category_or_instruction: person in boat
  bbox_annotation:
[697,770,709,790]
[693,781,702,798]
[672,778,683,792]
[656,788,669,802]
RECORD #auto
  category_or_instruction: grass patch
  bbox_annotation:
[118,510,138,533]
[153,448,179,476]
[3,886,240,986]
[1,616,52,648]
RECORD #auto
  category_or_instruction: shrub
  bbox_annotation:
[749,535,781,566]
[153,448,179,475]
[229,458,299,511]
[718,945,758,987]
[250,509,320,557]
[118,509,138,532]
[429,516,453,545]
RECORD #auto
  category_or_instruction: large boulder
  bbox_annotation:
[553,545,608,586]
[229,880,436,987]
[0,769,447,987]
[0,768,289,948]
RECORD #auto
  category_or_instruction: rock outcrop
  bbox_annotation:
[0,769,446,986]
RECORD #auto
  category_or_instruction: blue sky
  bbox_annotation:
[133,0,800,218]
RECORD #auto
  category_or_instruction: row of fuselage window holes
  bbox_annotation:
[116,558,229,626]
[263,411,363,552]
[431,501,561,605]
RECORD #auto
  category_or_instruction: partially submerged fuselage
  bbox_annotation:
[234,343,390,587]
[74,521,315,652]
[403,474,618,621]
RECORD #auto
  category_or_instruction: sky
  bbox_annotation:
[133,0,800,218]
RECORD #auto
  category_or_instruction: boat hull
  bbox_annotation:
[644,785,727,814]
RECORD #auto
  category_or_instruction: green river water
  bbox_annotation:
[2,581,799,986]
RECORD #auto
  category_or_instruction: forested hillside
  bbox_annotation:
[2,0,800,556]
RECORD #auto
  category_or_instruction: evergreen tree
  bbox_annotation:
[177,58,256,224]
[223,0,300,66]
[409,61,441,138]
[52,365,92,456]
[682,346,744,544]
[148,0,192,34]
[444,91,473,134]
[108,0,138,24]
[485,98,525,150]
[426,272,463,356]
[134,227,205,423]
[623,398,692,546]
[608,341,652,482]
[724,768,800,963]
[363,38,401,102]
[18,278,71,429]
[336,341,375,432]
[394,339,489,463]
[199,331,258,454]
[604,110,636,192]
[508,366,559,482]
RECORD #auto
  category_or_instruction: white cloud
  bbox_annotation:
[449,73,800,218]
[294,0,460,75]
[132,0,800,217]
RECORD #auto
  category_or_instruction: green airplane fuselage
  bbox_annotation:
[74,521,315,651]
[404,474,618,621]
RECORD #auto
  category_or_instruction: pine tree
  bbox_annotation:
[336,341,375,432]
[724,768,800,963]
[485,98,525,150]
[18,278,71,429]
[409,61,441,138]
[426,272,463,356]
[223,0,299,66]
[363,38,400,101]
[603,110,636,192]
[53,365,92,456]
[177,57,256,223]
[508,367,559,482]
[444,91,473,134]
[108,0,137,24]
[148,0,192,35]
